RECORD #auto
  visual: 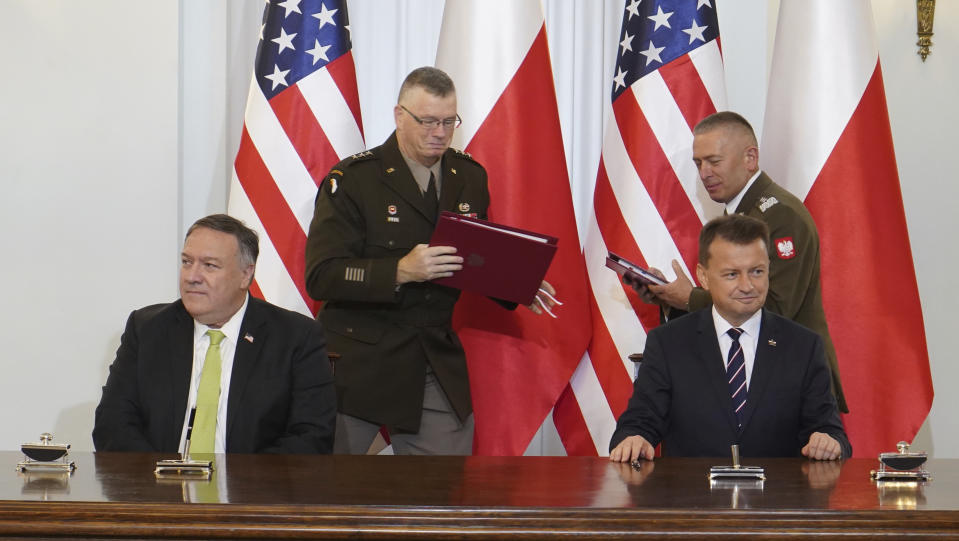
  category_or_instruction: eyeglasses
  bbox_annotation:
[400,105,462,130]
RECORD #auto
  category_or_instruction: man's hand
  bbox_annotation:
[622,273,665,306]
[646,260,694,310]
[801,432,842,460]
[609,435,655,463]
[527,280,560,316]
[396,244,463,285]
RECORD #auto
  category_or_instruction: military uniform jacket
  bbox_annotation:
[687,172,847,411]
[304,132,490,432]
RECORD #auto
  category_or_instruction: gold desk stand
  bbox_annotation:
[155,441,213,479]
[709,444,766,481]
[870,441,931,482]
[16,433,76,473]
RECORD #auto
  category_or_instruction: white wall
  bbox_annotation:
[0,1,180,449]
[1,0,954,456]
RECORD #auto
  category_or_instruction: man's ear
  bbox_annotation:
[242,264,255,290]
[696,263,708,291]
[744,145,759,171]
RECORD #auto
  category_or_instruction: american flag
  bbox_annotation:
[229,0,364,317]
[554,0,726,454]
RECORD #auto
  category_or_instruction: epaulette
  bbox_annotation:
[346,150,375,162]
[449,147,479,164]
[323,151,375,196]
[757,195,780,213]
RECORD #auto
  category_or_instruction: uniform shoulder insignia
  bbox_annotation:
[346,150,375,162]
[448,147,484,169]
[450,147,472,159]
[757,195,780,213]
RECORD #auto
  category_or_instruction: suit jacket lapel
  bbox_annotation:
[170,301,194,449]
[378,132,438,224]
[740,309,777,431]
[226,298,266,444]
[695,311,741,434]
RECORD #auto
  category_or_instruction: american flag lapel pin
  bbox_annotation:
[244,333,254,343]
[767,339,777,347]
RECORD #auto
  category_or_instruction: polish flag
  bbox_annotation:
[761,0,932,457]
[436,1,591,455]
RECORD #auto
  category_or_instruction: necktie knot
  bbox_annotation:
[207,330,225,347]
[727,327,744,341]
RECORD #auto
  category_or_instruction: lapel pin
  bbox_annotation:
[451,168,457,175]
[386,167,395,174]
[244,333,254,343]
[767,339,777,347]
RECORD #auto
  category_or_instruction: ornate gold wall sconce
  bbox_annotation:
[916,0,935,61]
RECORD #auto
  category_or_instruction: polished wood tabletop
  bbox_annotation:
[2,451,958,539]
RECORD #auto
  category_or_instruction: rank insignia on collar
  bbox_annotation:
[451,168,457,175]
[386,167,395,174]
[458,202,470,213]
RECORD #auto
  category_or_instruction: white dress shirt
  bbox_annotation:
[711,307,762,390]
[178,295,249,454]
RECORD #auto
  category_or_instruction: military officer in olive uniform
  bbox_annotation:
[305,67,556,455]
[627,111,847,412]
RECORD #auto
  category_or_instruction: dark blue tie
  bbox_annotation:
[726,328,747,430]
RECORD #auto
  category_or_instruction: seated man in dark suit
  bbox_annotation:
[93,214,335,454]
[610,214,850,462]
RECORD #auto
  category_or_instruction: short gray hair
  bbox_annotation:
[694,111,758,147]
[398,66,456,102]
[186,214,258,267]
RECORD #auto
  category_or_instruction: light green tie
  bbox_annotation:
[191,330,225,455]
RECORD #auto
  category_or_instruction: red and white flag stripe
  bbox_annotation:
[761,0,933,457]
[437,0,592,456]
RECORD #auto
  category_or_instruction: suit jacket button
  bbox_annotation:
[388,240,395,247]
[424,293,431,300]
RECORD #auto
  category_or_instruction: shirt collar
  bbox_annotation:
[725,169,762,215]
[401,152,443,194]
[193,294,249,344]
[711,305,763,339]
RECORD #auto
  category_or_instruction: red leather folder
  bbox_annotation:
[429,211,558,305]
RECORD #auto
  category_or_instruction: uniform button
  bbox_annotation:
[424,293,431,300]
[388,240,395,248]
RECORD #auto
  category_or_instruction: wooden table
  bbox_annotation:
[2,452,957,539]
